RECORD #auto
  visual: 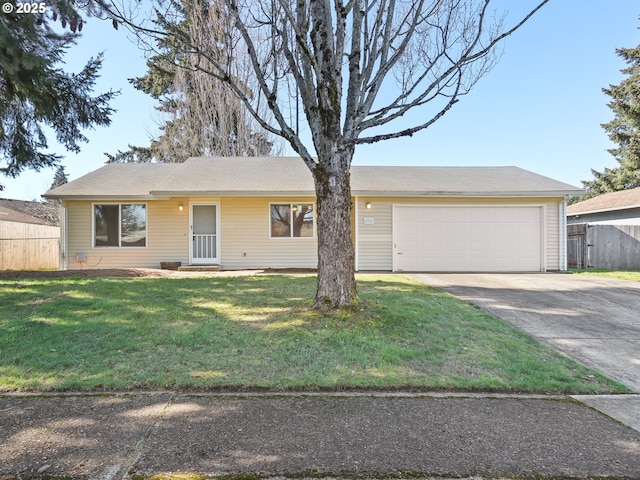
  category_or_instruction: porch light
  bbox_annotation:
[179,204,184,211]
[365,202,372,209]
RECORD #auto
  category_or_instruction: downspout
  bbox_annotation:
[559,199,567,271]
[60,202,68,270]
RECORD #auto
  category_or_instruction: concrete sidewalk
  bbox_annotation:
[1,392,639,480]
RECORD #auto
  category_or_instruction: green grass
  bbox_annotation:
[572,268,640,282]
[0,274,628,393]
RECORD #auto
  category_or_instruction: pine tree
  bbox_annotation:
[50,165,69,190]
[582,45,640,198]
[0,4,116,189]
[108,0,275,163]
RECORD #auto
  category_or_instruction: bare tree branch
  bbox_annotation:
[96,0,549,308]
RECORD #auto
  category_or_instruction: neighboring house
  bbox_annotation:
[0,198,59,226]
[43,157,582,272]
[566,188,640,270]
[0,199,60,270]
[567,187,640,225]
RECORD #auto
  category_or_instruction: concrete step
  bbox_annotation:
[177,264,221,272]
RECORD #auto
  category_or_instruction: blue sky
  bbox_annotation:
[2,0,639,200]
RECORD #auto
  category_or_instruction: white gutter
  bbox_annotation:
[42,195,158,201]
[150,191,316,197]
[60,202,68,270]
[351,190,585,198]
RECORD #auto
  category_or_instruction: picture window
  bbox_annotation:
[94,204,147,247]
[270,204,314,238]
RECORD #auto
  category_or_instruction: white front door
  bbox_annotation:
[190,204,219,264]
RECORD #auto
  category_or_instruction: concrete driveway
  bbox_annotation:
[410,273,640,393]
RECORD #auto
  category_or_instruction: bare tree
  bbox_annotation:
[104,0,549,308]
[151,57,276,160]
[153,0,278,160]
[107,0,277,163]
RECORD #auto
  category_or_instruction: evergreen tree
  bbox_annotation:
[107,0,275,163]
[582,45,640,199]
[0,4,116,189]
[104,144,154,163]
[50,165,69,189]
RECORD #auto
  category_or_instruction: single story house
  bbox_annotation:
[43,157,583,272]
[0,198,59,226]
[567,187,640,225]
[0,204,51,226]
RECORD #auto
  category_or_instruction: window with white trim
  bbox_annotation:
[270,204,314,238]
[94,204,147,247]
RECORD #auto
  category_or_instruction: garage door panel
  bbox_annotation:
[394,207,415,223]
[393,206,542,272]
[469,239,491,255]
[490,223,516,237]
[517,208,543,222]
[444,223,468,237]
[398,223,420,240]
[516,223,541,238]
[446,208,472,222]
[473,224,492,238]
[420,227,437,241]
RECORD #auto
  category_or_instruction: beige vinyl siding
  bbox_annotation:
[220,196,317,269]
[547,200,562,270]
[64,196,317,270]
[357,198,393,271]
[356,197,562,272]
[63,195,561,271]
[65,199,189,269]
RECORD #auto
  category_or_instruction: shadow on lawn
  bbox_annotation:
[1,274,626,394]
[0,275,445,391]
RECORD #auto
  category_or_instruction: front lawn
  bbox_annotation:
[0,274,627,393]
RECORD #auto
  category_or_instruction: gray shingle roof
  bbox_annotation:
[0,198,59,225]
[44,157,582,199]
[567,187,640,215]
[350,165,580,196]
[44,163,182,198]
[152,157,314,195]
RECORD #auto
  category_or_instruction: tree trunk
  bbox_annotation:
[312,149,357,310]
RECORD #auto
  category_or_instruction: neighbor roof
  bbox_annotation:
[0,198,59,225]
[567,187,640,216]
[45,157,583,199]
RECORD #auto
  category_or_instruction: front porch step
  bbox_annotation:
[177,264,221,272]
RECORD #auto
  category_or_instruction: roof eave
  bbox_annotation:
[46,190,584,199]
[149,190,317,197]
[352,190,583,197]
[43,194,159,201]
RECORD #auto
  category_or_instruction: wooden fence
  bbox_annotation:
[567,223,640,270]
[567,223,587,269]
[0,220,60,270]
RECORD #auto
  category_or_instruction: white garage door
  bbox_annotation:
[393,205,543,272]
